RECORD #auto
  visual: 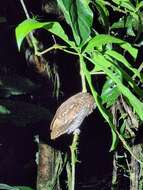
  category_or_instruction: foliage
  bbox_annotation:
[0,184,33,190]
[15,0,143,151]
[57,0,93,46]
[12,0,143,189]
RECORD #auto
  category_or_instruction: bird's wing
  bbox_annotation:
[50,102,86,139]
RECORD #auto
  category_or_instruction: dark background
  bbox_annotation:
[0,1,113,189]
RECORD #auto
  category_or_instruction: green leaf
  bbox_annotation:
[120,2,135,11]
[112,0,130,4]
[82,55,143,158]
[14,187,34,190]
[112,0,135,11]
[136,1,143,11]
[93,53,143,120]
[0,184,34,190]
[0,105,10,114]
[120,120,126,135]
[105,56,143,97]
[85,34,138,59]
[105,50,142,80]
[101,78,121,107]
[81,57,118,151]
[15,19,74,50]
[111,15,137,37]
[44,22,75,46]
[121,43,138,59]
[85,34,124,51]
[57,0,93,46]
[95,0,109,32]
[111,17,125,29]
[90,52,143,97]
[126,15,136,36]
[0,184,19,190]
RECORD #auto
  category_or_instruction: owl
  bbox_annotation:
[50,92,96,139]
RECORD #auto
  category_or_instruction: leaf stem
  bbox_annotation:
[37,45,69,56]
[19,0,30,19]
[19,0,38,53]
[36,45,79,56]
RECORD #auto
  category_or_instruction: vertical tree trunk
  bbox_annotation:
[130,144,143,190]
[37,140,61,190]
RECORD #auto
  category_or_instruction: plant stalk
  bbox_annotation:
[19,0,38,53]
[79,55,87,92]
[70,129,80,190]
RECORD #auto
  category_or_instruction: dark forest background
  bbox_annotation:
[0,1,113,189]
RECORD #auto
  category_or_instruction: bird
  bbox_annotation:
[50,92,96,139]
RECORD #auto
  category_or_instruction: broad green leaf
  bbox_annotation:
[0,184,19,190]
[127,26,136,36]
[90,52,143,97]
[82,56,143,158]
[105,56,143,97]
[85,34,138,59]
[0,105,10,114]
[0,100,51,127]
[111,17,125,29]
[95,0,109,32]
[14,187,33,190]
[112,0,135,11]
[120,43,137,59]
[44,22,75,47]
[111,15,137,37]
[15,19,74,50]
[112,0,130,3]
[57,0,93,46]
[16,19,45,50]
[136,1,143,11]
[105,50,142,80]
[101,78,121,107]
[126,15,137,36]
[0,184,33,190]
[119,119,128,136]
[85,34,124,51]
[93,53,143,120]
[119,2,135,11]
[86,53,143,158]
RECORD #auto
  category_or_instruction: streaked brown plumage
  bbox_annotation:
[50,92,96,139]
